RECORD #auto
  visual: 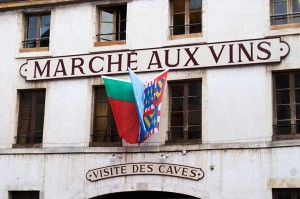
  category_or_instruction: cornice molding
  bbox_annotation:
[0,0,95,11]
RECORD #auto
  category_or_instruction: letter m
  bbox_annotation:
[34,60,51,78]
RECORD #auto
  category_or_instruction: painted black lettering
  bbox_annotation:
[71,57,85,75]
[108,54,123,72]
[228,44,234,63]
[89,56,103,73]
[238,43,254,62]
[147,164,153,172]
[159,165,166,173]
[257,41,271,60]
[209,45,225,64]
[92,170,99,178]
[121,166,127,174]
[34,60,51,78]
[127,52,138,70]
[140,164,146,172]
[165,166,173,174]
[148,51,163,69]
[173,166,181,174]
[132,165,139,173]
[184,47,199,66]
[190,169,197,178]
[181,167,188,176]
[54,59,67,77]
[165,49,180,67]
[103,168,109,176]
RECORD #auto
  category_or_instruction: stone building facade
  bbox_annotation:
[0,0,300,198]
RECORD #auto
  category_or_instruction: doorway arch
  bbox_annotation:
[90,191,200,199]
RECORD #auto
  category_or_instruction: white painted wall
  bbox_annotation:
[0,11,20,148]
[205,66,272,143]
[1,147,300,199]
[51,3,93,56]
[1,0,300,198]
[205,0,267,42]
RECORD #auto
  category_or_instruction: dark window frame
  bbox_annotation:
[13,89,46,148]
[89,86,122,147]
[95,4,127,44]
[272,188,300,199]
[166,80,202,144]
[22,12,51,50]
[270,0,300,26]
[169,0,202,36]
[10,191,40,199]
[273,71,300,140]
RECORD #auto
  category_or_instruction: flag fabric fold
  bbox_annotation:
[128,69,147,142]
[102,69,169,144]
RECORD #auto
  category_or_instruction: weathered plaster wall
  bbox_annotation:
[1,146,300,198]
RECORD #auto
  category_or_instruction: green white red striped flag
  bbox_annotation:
[102,76,139,144]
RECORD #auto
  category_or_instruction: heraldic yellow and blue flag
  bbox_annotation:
[103,69,169,144]
[129,69,169,143]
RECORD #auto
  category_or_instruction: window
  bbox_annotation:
[10,191,39,199]
[273,71,300,140]
[167,80,201,143]
[96,4,126,44]
[15,90,45,147]
[170,0,202,36]
[270,0,300,26]
[22,13,50,49]
[90,87,121,147]
[272,188,300,199]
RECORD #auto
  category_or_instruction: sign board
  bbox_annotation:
[86,163,205,181]
[20,37,289,81]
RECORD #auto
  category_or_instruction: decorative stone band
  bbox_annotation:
[20,37,290,81]
[86,163,205,182]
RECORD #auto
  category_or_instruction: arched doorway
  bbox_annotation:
[91,191,200,199]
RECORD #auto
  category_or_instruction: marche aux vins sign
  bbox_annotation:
[19,37,289,81]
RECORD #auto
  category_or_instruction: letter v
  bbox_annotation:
[208,45,225,64]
